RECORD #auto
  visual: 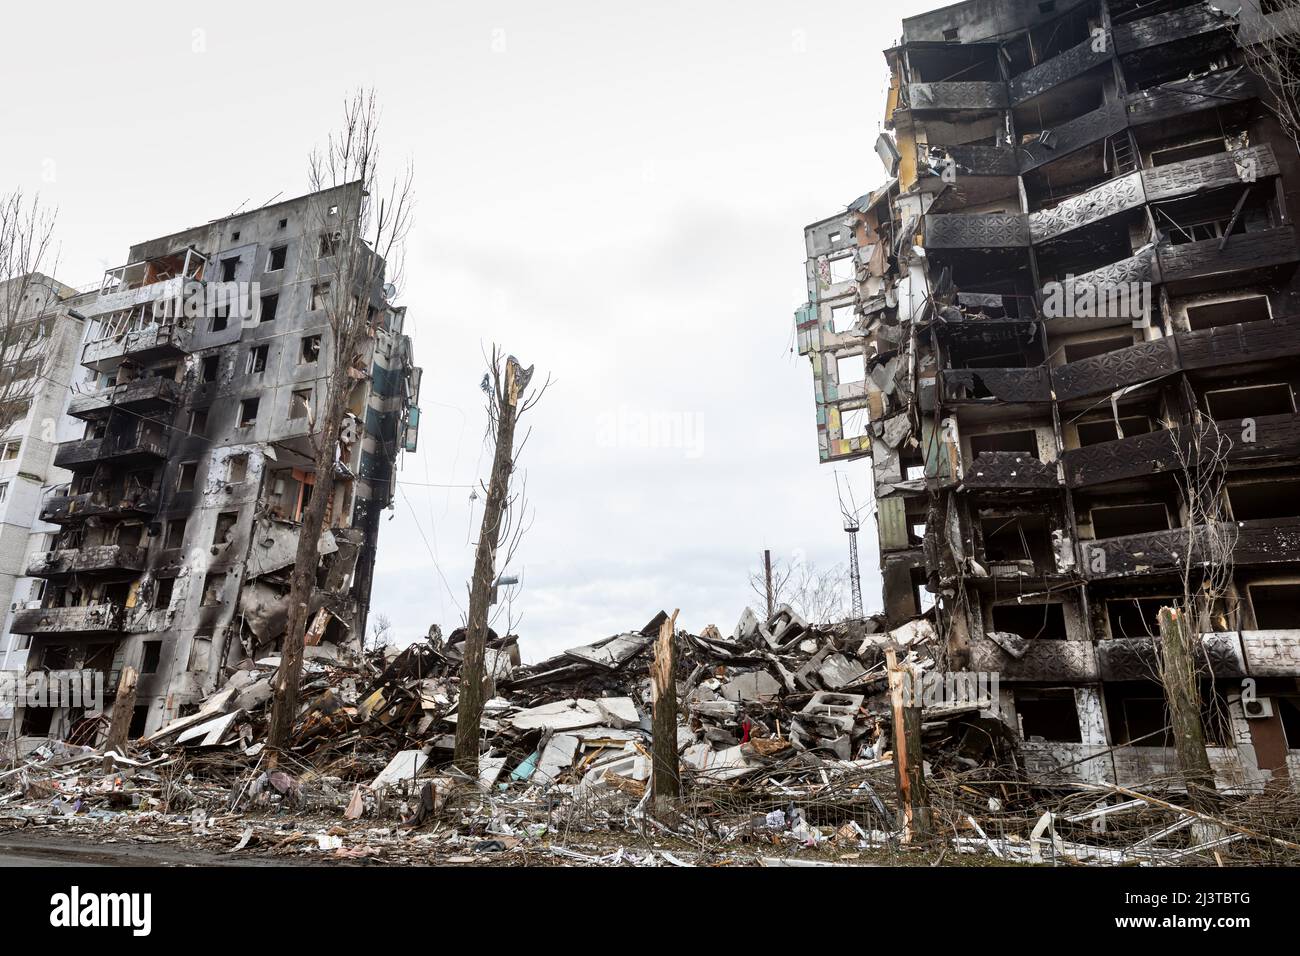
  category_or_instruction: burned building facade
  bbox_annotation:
[9,186,421,741]
[798,0,1300,788]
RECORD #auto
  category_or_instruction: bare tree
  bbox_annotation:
[266,89,415,758]
[453,347,548,774]
[367,612,393,653]
[747,554,849,625]
[0,190,62,435]
[1238,4,1300,152]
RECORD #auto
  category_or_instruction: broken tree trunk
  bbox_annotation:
[453,359,522,775]
[651,608,681,821]
[103,666,139,769]
[885,645,930,841]
[1158,606,1217,809]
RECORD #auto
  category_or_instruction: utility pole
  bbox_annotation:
[763,549,774,619]
[885,645,930,841]
[1158,605,1216,810]
[453,356,523,775]
[651,608,681,821]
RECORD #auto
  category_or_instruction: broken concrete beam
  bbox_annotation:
[534,734,580,785]
[507,699,605,732]
[373,750,429,789]
[595,696,640,728]
[721,669,781,702]
[818,653,869,689]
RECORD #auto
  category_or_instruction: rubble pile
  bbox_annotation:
[4,605,1297,866]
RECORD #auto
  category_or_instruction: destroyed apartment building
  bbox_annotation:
[797,0,1300,789]
[3,184,421,743]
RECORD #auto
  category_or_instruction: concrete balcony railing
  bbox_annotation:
[82,320,193,372]
[1010,33,1112,104]
[25,545,147,579]
[905,81,1008,112]
[916,143,1019,178]
[40,488,161,525]
[1081,516,1300,580]
[68,376,182,420]
[53,434,168,470]
[1157,226,1300,291]
[10,604,126,636]
[1113,2,1235,56]
[963,451,1059,489]
[940,367,1052,404]
[924,212,1030,249]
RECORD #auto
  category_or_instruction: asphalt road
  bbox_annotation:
[0,832,304,867]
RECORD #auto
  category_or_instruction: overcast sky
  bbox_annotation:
[2,0,940,661]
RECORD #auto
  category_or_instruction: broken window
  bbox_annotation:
[991,602,1067,641]
[1186,296,1270,331]
[260,293,279,324]
[213,511,238,546]
[247,344,269,374]
[1090,503,1169,539]
[1151,138,1227,168]
[836,353,865,384]
[830,303,856,334]
[227,454,249,483]
[840,406,868,440]
[189,408,209,437]
[220,258,239,282]
[1014,689,1082,743]
[177,462,198,493]
[278,218,288,230]
[164,518,186,549]
[128,705,150,739]
[1249,583,1300,630]
[0,440,20,461]
[828,255,855,284]
[155,576,175,609]
[969,430,1039,460]
[21,707,53,736]
[1076,416,1151,446]
[290,388,312,420]
[211,307,229,333]
[201,574,224,607]
[1205,383,1294,420]
[201,354,219,382]
[1106,597,1177,639]
[1229,480,1300,521]
[140,640,161,675]
[300,335,322,364]
[1062,335,1134,364]
[310,283,331,311]
[268,246,287,272]
[980,514,1053,566]
[319,232,340,258]
[239,397,260,427]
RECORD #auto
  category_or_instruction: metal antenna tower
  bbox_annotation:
[835,472,866,622]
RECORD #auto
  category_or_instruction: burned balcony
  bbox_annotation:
[1097,633,1246,681]
[1009,34,1112,105]
[1063,413,1300,488]
[924,213,1030,249]
[1082,516,1300,580]
[1125,68,1255,126]
[965,431,1058,489]
[26,545,147,579]
[53,432,168,470]
[941,367,1052,404]
[916,143,1019,179]
[68,376,181,420]
[904,81,1008,113]
[82,319,194,372]
[39,487,161,524]
[1157,226,1300,293]
[977,512,1060,577]
[9,604,126,636]
[1018,100,1128,174]
[80,247,207,320]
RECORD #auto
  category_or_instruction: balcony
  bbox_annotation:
[1063,413,1300,488]
[40,488,160,525]
[26,545,147,579]
[1156,226,1300,292]
[10,604,125,636]
[1125,69,1255,126]
[940,367,1051,404]
[1052,337,1175,402]
[905,81,1008,113]
[1082,516,1300,580]
[1030,170,1145,243]
[916,143,1018,179]
[964,452,1059,489]
[924,213,1030,249]
[1113,3,1234,56]
[1019,100,1128,173]
[1097,633,1246,681]
[82,320,193,372]
[68,377,182,420]
[53,434,168,470]
[1010,34,1112,104]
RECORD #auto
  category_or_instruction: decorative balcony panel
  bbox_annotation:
[1113,3,1234,56]
[907,81,1008,112]
[1141,145,1279,203]
[10,604,125,636]
[1019,101,1128,173]
[1052,337,1176,402]
[53,435,168,470]
[1062,428,1180,487]
[1083,516,1300,579]
[82,321,193,372]
[918,143,1019,177]
[26,545,147,579]
[1179,312,1300,370]
[68,377,182,420]
[924,213,1030,249]
[39,489,161,525]
[1098,633,1246,680]
[1029,171,1145,243]
[940,367,1052,403]
[969,636,1098,681]
[1125,70,1255,125]
[1157,226,1300,288]
[1010,34,1112,104]
[1237,630,1300,677]
[963,452,1059,488]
